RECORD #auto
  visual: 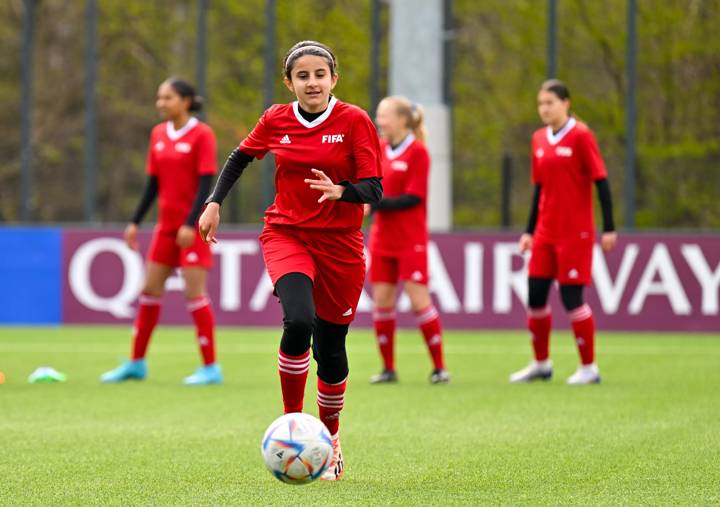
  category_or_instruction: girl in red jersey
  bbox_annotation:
[510,79,617,385]
[199,41,383,480]
[366,96,450,385]
[101,78,222,386]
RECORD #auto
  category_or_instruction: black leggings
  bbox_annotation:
[528,277,585,312]
[275,273,349,384]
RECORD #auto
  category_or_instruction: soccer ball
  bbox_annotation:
[261,412,333,485]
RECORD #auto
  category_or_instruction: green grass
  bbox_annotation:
[0,326,719,506]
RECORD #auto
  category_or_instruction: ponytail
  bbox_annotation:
[165,77,203,113]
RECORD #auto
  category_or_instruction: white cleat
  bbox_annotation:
[509,360,553,383]
[566,363,601,385]
[320,433,344,481]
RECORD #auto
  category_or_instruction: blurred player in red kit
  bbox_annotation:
[199,41,383,480]
[366,96,450,385]
[510,79,617,385]
[101,78,221,385]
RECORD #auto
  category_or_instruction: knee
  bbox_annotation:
[313,320,349,384]
[560,284,584,311]
[284,314,314,341]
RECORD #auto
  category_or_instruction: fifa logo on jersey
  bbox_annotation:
[391,161,408,171]
[175,142,192,153]
[322,134,345,144]
[556,146,573,157]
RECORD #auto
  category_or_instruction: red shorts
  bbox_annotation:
[259,225,366,324]
[369,249,428,285]
[147,226,213,269]
[528,237,593,285]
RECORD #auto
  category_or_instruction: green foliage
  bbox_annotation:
[0,0,718,227]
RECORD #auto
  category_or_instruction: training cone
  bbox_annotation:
[28,367,67,384]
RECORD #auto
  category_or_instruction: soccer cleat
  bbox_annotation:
[320,434,344,481]
[509,360,553,383]
[100,359,147,383]
[183,363,223,385]
[430,368,451,384]
[566,363,601,385]
[369,369,398,384]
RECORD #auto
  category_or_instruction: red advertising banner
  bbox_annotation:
[62,229,720,331]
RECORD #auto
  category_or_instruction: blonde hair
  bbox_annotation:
[382,95,427,144]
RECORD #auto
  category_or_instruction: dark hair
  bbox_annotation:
[165,77,203,112]
[282,41,337,79]
[540,79,571,100]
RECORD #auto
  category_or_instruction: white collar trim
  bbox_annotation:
[166,117,198,141]
[385,134,416,160]
[545,117,576,145]
[292,96,338,128]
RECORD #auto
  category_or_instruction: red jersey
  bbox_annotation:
[146,117,217,232]
[239,97,382,230]
[369,135,430,256]
[531,118,607,242]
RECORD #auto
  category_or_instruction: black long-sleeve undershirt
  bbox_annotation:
[371,194,421,212]
[130,176,158,225]
[185,175,213,225]
[525,178,615,234]
[207,147,383,206]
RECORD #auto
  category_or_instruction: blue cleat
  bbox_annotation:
[183,363,223,385]
[100,359,147,383]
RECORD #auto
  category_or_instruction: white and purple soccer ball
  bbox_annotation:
[261,412,333,485]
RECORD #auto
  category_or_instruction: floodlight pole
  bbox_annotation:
[84,0,98,222]
[20,0,36,222]
[624,0,637,229]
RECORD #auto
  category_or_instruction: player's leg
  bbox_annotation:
[181,266,222,385]
[557,240,599,384]
[100,260,173,383]
[313,318,348,481]
[405,281,450,384]
[370,277,398,383]
[510,240,556,383]
[275,273,315,413]
[560,284,600,384]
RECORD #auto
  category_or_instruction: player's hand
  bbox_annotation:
[363,203,371,216]
[304,169,344,203]
[176,225,196,248]
[518,233,533,253]
[199,203,220,244]
[124,223,139,251]
[601,231,617,252]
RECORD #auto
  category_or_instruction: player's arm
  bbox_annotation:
[184,175,214,226]
[205,148,255,205]
[519,183,541,253]
[595,178,617,252]
[370,193,421,212]
[130,175,159,226]
[337,177,383,206]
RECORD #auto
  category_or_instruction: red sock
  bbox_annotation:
[278,349,310,414]
[131,293,162,360]
[317,377,346,437]
[188,296,216,365]
[569,304,595,365]
[373,307,396,371]
[527,305,552,362]
[415,305,445,370]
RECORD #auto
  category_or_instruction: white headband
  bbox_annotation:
[285,45,334,69]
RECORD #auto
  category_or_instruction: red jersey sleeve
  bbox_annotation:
[145,129,157,176]
[239,108,272,160]
[195,126,217,175]
[530,134,542,185]
[578,128,608,180]
[405,145,430,200]
[350,110,383,180]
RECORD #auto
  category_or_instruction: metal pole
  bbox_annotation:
[262,0,276,209]
[369,0,381,115]
[195,0,208,121]
[547,0,557,79]
[20,0,35,222]
[624,0,637,229]
[501,153,512,229]
[442,0,454,106]
[84,0,98,222]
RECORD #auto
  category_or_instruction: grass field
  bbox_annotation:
[0,326,719,506]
